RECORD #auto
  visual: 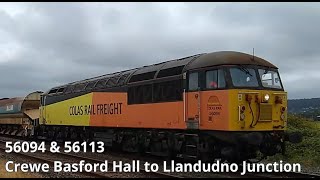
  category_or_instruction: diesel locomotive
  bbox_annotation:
[0,51,302,163]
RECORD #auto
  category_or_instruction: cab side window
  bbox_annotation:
[188,72,199,91]
[206,69,226,89]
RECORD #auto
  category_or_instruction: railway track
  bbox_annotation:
[205,171,320,178]
[252,171,320,178]
[51,151,183,178]
[0,145,108,178]
[0,137,183,178]
[0,135,319,178]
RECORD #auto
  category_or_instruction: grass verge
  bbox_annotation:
[266,114,320,170]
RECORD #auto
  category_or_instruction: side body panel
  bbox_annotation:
[40,89,287,132]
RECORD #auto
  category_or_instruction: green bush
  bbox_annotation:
[267,114,320,168]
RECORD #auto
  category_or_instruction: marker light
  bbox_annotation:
[264,94,270,102]
[275,96,283,104]
[240,113,245,120]
[241,106,246,112]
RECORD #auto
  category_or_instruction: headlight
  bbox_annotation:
[264,94,270,101]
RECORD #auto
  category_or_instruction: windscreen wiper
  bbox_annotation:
[238,65,253,76]
[263,67,271,74]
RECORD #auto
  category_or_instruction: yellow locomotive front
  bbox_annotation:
[224,66,293,161]
[228,66,287,131]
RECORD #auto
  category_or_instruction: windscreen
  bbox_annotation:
[258,69,283,89]
[230,67,259,87]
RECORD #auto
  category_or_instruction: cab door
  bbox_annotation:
[185,71,201,130]
[40,95,47,125]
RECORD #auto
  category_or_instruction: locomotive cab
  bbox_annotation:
[185,64,287,132]
[183,52,301,162]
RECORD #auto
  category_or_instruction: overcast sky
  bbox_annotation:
[0,2,318,99]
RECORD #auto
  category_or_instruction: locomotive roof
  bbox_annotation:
[185,51,277,70]
[45,51,277,95]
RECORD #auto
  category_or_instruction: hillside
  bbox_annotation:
[288,98,320,113]
[288,98,320,120]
